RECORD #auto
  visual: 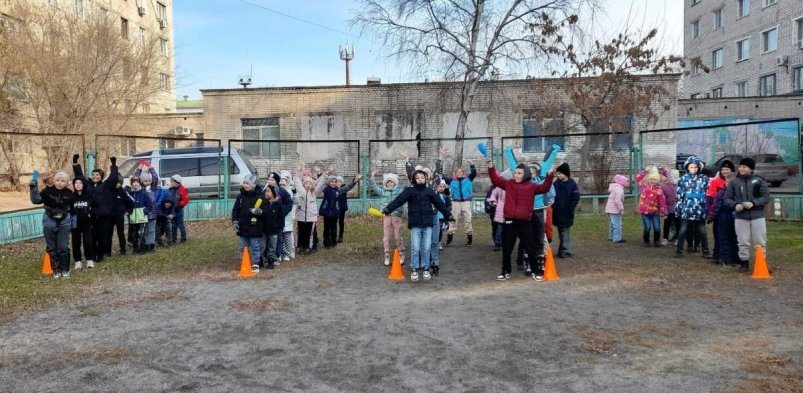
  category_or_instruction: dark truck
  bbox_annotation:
[702,154,789,187]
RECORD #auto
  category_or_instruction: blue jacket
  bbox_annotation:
[372,180,403,217]
[552,178,580,227]
[337,180,358,212]
[126,187,152,216]
[505,144,561,209]
[383,183,452,229]
[444,165,477,201]
[676,156,709,221]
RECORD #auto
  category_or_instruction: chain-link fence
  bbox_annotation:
[96,135,224,198]
[502,132,635,195]
[640,119,801,193]
[0,131,86,192]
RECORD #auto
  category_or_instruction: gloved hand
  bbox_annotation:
[735,204,744,212]
[250,208,263,216]
[110,156,117,166]
[232,221,239,232]
[743,202,754,210]
[72,154,80,165]
[381,209,389,216]
[447,215,456,222]
[29,169,39,188]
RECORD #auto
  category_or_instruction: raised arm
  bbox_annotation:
[29,169,42,204]
[468,162,477,181]
[486,163,507,190]
[540,144,561,177]
[504,147,518,172]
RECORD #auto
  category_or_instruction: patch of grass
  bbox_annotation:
[579,329,618,354]
[229,298,294,311]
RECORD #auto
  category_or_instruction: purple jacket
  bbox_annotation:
[660,183,677,215]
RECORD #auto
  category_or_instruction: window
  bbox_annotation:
[690,93,701,99]
[159,73,169,91]
[738,0,749,17]
[735,81,747,97]
[140,66,148,86]
[737,38,750,61]
[763,0,777,7]
[713,8,723,29]
[74,0,84,17]
[522,113,565,153]
[120,17,128,39]
[160,158,196,178]
[119,138,137,157]
[692,20,700,38]
[692,0,701,5]
[122,59,132,77]
[158,139,176,149]
[712,87,723,98]
[759,73,776,96]
[156,2,167,21]
[712,48,723,68]
[159,38,168,56]
[142,103,150,114]
[794,67,803,92]
[242,118,280,158]
[139,27,145,45]
[611,116,633,148]
[691,61,702,76]
[98,7,108,19]
[762,27,778,52]
[48,0,58,7]
[796,18,803,44]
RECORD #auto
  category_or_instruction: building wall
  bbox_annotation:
[683,0,803,98]
[678,94,803,120]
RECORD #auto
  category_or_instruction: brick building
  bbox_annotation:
[683,0,803,98]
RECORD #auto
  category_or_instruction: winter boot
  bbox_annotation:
[643,231,651,247]
[445,234,453,247]
[383,252,390,266]
[466,234,473,247]
[399,251,405,265]
[653,231,661,247]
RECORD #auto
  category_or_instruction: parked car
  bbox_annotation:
[702,153,789,187]
[119,147,259,198]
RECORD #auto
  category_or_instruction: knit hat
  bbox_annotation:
[614,174,628,186]
[739,157,755,170]
[382,173,399,188]
[302,176,314,185]
[529,162,542,175]
[279,170,291,181]
[140,173,152,182]
[243,174,258,186]
[719,159,735,172]
[439,179,447,186]
[335,176,344,184]
[556,163,571,177]
[414,165,424,171]
[171,174,182,184]
[269,172,281,184]
[54,171,69,182]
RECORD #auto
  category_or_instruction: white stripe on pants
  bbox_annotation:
[734,218,766,262]
[447,200,473,235]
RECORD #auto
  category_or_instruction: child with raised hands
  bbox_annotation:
[371,169,404,266]
[30,169,75,278]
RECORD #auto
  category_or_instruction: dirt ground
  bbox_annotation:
[0,192,35,213]
[0,220,801,392]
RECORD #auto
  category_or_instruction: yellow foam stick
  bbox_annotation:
[368,207,383,217]
[254,199,262,209]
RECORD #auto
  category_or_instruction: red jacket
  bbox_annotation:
[171,184,190,208]
[488,167,554,221]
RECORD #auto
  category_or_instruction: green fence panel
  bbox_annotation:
[0,209,44,244]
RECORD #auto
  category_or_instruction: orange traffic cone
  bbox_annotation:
[751,245,771,279]
[543,246,559,281]
[238,247,254,278]
[388,248,404,281]
[41,252,53,275]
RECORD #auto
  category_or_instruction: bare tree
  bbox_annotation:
[532,28,683,192]
[1,1,165,170]
[353,0,589,170]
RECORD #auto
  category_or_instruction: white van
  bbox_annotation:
[118,147,258,198]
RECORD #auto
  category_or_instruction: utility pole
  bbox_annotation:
[339,44,354,86]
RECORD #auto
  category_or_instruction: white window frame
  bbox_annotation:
[712,87,723,98]
[713,8,723,30]
[736,37,750,61]
[758,73,776,96]
[712,48,723,69]
[691,61,702,76]
[794,66,803,92]
[692,19,700,39]
[794,16,803,43]
[762,0,777,8]
[761,26,779,53]
[74,0,84,17]
[159,73,169,91]
[242,118,281,158]
[738,0,749,18]
[690,93,701,99]
[138,27,146,45]
[735,81,747,97]
[156,2,167,21]
[160,38,169,56]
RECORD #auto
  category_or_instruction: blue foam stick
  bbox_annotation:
[477,143,488,157]
[32,169,39,182]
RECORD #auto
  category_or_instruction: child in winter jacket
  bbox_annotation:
[319,173,361,249]
[335,176,358,243]
[111,176,132,255]
[706,160,738,266]
[294,170,327,253]
[279,171,297,261]
[724,157,770,272]
[70,176,95,269]
[443,162,477,247]
[636,167,667,247]
[125,175,152,254]
[261,185,285,269]
[383,170,454,282]
[435,180,452,257]
[30,170,75,278]
[135,163,164,253]
[552,163,580,258]
[232,174,266,273]
[167,174,190,243]
[660,170,679,246]
[605,174,628,243]
[371,171,405,266]
[674,156,710,258]
[487,171,512,250]
[155,195,175,246]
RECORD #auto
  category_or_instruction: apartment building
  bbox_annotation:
[683,0,803,98]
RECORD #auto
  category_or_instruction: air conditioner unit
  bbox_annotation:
[137,6,145,16]
[158,19,167,29]
[776,55,789,66]
[174,126,191,136]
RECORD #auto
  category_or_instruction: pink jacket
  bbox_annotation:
[487,187,506,223]
[605,175,628,214]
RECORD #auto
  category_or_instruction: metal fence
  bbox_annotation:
[0,131,86,192]
[639,118,802,194]
[501,132,636,195]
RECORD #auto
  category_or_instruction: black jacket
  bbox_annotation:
[725,173,770,220]
[111,186,134,215]
[71,190,93,225]
[74,163,119,217]
[383,183,452,228]
[231,187,266,238]
[263,199,285,236]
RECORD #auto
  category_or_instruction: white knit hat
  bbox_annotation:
[171,174,182,184]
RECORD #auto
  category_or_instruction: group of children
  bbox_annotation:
[29,155,190,278]
[606,155,770,272]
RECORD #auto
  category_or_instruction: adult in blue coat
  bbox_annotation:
[552,163,580,258]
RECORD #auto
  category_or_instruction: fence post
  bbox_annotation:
[491,148,502,169]
[359,152,369,202]
[86,151,96,171]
